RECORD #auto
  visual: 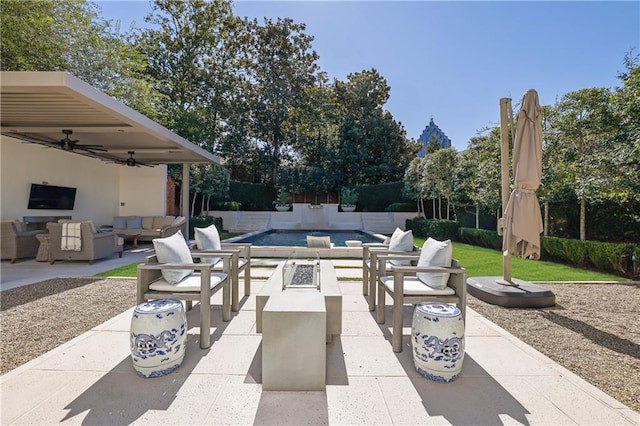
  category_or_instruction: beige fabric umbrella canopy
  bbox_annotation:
[502,89,544,260]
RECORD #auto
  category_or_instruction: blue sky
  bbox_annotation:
[98,1,639,151]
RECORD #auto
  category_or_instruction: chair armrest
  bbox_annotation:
[220,243,252,259]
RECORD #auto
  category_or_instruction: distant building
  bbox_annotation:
[416,117,452,157]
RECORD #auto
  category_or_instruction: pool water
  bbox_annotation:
[236,230,383,247]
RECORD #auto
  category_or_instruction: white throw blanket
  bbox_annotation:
[61,223,82,251]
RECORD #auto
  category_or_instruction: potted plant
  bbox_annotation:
[274,187,291,211]
[340,187,358,212]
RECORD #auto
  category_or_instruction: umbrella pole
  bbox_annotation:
[499,97,513,284]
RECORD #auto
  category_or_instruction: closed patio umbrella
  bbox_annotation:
[467,89,553,307]
[502,89,543,280]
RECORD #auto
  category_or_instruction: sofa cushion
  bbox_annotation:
[153,216,174,229]
[126,216,142,229]
[149,272,227,292]
[113,216,127,229]
[152,230,193,284]
[388,228,414,266]
[416,237,453,289]
[194,225,222,265]
[142,216,154,230]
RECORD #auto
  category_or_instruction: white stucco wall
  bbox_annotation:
[1,135,168,227]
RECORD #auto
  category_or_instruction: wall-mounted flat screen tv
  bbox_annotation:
[27,183,77,210]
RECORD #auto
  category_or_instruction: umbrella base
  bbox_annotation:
[467,276,555,308]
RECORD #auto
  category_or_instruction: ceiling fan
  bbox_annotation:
[56,129,106,152]
[125,151,153,167]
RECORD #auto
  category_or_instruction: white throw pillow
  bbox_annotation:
[194,225,222,265]
[388,228,414,266]
[416,237,453,289]
[152,230,193,284]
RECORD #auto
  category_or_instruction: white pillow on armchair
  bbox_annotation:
[416,237,453,289]
[194,224,222,265]
[388,227,414,266]
[152,230,193,284]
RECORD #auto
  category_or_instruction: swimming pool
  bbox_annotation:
[234,230,384,247]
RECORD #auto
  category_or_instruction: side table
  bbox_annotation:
[35,233,50,262]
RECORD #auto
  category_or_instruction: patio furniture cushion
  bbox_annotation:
[307,235,332,248]
[148,271,227,292]
[152,230,193,284]
[113,216,127,229]
[142,216,154,229]
[388,228,414,266]
[153,216,174,229]
[194,225,222,265]
[126,216,142,229]
[416,237,453,289]
[379,276,455,296]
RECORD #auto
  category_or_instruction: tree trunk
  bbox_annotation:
[446,198,450,220]
[438,197,443,219]
[544,201,549,236]
[476,204,480,229]
[191,192,198,217]
[580,197,586,240]
[432,198,436,219]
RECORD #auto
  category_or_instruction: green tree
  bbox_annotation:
[245,17,320,184]
[611,51,640,199]
[138,0,238,150]
[328,69,413,188]
[546,87,619,240]
[1,0,158,116]
[430,147,458,220]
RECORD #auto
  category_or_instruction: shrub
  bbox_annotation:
[358,181,409,212]
[406,218,458,240]
[229,181,274,210]
[457,227,502,250]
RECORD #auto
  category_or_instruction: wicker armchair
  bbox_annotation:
[1,220,46,263]
[46,222,122,264]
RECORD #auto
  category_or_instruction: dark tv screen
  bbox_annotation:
[27,183,77,210]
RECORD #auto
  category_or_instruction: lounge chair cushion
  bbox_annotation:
[113,216,127,229]
[380,276,455,296]
[152,230,193,284]
[416,237,452,289]
[149,271,227,292]
[388,228,414,266]
[126,216,142,229]
[307,235,332,248]
[194,225,222,265]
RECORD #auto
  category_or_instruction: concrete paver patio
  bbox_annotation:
[1,257,638,425]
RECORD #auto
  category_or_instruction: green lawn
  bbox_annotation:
[414,237,627,282]
[97,239,627,282]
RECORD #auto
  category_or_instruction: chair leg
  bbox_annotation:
[244,264,251,297]
[200,297,211,350]
[377,283,385,324]
[368,269,376,311]
[392,292,404,353]
[222,280,231,321]
[362,264,369,296]
[231,273,239,312]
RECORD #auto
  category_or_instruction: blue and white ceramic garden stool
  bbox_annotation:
[411,302,465,383]
[130,298,187,378]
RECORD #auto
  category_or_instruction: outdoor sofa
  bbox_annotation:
[112,215,186,242]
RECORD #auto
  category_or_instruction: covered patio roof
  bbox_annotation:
[0,71,220,166]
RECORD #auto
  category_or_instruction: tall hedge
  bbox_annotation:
[357,181,411,212]
[228,181,274,211]
[406,218,458,241]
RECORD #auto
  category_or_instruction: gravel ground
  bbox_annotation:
[467,282,640,412]
[1,278,638,412]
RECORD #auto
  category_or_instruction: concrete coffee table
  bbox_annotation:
[257,260,342,391]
